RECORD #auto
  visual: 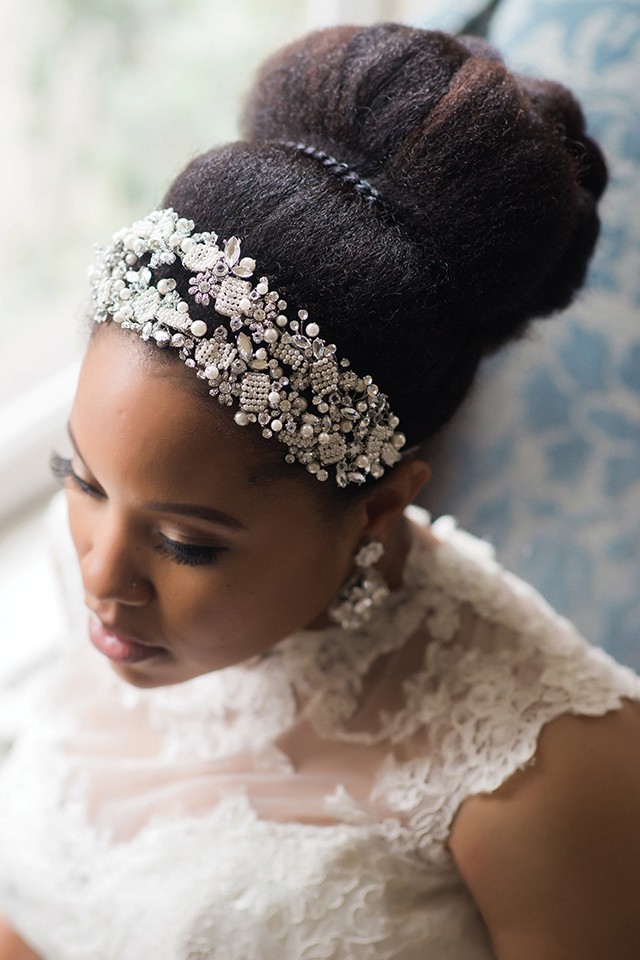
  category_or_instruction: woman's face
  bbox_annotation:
[64,325,365,688]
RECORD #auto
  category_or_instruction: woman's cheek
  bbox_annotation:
[65,492,86,553]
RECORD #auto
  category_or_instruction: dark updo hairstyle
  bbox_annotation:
[164,24,607,454]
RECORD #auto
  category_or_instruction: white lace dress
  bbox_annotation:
[1,506,639,960]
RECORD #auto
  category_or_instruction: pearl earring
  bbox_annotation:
[329,538,390,630]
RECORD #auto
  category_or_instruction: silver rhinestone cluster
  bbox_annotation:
[90,208,406,486]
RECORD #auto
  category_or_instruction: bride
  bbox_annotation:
[1,22,639,960]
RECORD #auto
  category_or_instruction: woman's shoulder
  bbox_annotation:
[449,698,640,958]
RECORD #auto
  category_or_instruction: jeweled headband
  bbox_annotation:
[89,208,406,487]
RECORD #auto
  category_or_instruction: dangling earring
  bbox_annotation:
[329,538,390,630]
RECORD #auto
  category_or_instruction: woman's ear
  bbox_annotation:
[361,457,431,542]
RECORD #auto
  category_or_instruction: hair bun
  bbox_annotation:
[166,25,606,449]
[244,24,607,354]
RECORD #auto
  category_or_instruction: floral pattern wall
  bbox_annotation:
[417,0,640,669]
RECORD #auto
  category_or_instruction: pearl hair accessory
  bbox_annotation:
[90,208,406,487]
[328,538,390,629]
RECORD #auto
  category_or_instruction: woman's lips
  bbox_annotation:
[88,616,164,664]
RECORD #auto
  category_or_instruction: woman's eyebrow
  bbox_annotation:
[66,422,246,532]
[143,500,246,531]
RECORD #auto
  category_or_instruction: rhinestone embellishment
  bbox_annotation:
[90,208,406,486]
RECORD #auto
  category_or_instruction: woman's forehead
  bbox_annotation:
[74,324,323,505]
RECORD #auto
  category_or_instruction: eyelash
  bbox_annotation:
[50,452,100,498]
[155,534,226,567]
[50,452,227,568]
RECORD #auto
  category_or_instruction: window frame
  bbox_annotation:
[0,361,80,521]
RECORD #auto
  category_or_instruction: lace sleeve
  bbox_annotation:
[367,525,640,865]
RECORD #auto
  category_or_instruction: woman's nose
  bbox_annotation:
[80,509,152,607]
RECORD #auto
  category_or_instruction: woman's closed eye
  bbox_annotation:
[50,452,103,498]
[155,533,228,567]
[51,451,228,568]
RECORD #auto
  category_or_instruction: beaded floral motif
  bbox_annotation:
[90,208,406,486]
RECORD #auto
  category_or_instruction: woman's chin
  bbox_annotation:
[108,657,183,689]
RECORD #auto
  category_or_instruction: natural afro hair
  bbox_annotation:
[164,24,607,448]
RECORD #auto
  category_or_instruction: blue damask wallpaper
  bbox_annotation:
[417,0,640,667]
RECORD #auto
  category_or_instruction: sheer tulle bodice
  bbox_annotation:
[1,506,639,959]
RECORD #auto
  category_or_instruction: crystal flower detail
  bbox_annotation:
[189,271,216,306]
